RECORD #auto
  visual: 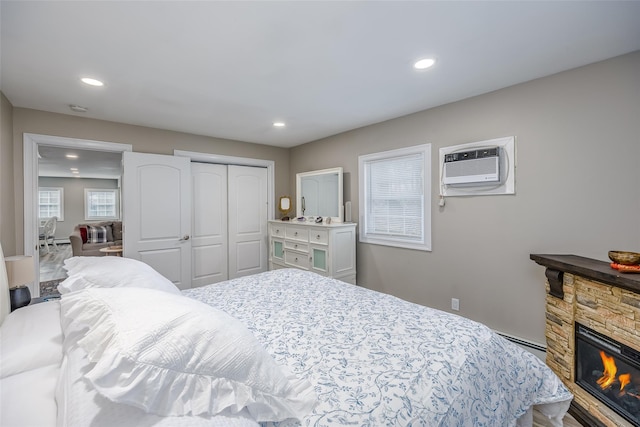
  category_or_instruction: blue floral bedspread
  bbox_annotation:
[183,269,571,427]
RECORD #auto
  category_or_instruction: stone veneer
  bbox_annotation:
[532,254,640,427]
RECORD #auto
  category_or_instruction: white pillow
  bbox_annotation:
[59,256,180,295]
[0,302,63,378]
[59,288,316,421]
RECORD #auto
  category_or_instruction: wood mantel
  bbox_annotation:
[530,254,640,295]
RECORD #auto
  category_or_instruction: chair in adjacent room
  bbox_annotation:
[38,216,58,254]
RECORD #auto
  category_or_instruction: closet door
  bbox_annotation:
[228,165,268,279]
[191,163,228,287]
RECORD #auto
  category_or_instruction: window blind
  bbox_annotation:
[365,152,424,241]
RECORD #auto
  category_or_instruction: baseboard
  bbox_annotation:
[496,331,547,361]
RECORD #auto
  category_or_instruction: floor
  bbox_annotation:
[39,243,71,295]
[532,409,582,427]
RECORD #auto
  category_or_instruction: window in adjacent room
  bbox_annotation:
[358,144,431,251]
[85,188,120,220]
[38,187,64,221]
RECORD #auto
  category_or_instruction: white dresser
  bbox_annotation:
[268,220,356,284]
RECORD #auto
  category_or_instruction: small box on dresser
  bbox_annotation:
[268,220,356,284]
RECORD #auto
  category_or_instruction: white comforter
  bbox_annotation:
[184,269,572,427]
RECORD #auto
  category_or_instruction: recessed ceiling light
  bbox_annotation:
[69,104,88,113]
[81,77,104,87]
[66,154,78,159]
[70,168,78,171]
[71,170,80,174]
[273,122,286,128]
[414,58,436,70]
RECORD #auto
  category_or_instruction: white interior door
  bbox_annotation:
[123,152,191,289]
[228,165,268,279]
[191,163,228,287]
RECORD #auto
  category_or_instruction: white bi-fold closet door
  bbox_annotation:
[123,152,268,290]
[191,162,268,288]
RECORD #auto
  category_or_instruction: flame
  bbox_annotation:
[619,373,631,391]
[597,351,617,389]
[596,351,640,400]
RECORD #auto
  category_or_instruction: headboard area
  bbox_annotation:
[0,243,11,324]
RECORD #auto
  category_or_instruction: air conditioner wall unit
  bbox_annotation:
[442,147,500,186]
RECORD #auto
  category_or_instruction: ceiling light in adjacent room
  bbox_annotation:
[414,58,436,70]
[66,154,78,159]
[69,104,88,113]
[273,122,286,128]
[81,77,104,87]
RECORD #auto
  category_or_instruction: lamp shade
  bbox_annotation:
[5,256,35,289]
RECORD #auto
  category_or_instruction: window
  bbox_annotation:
[85,188,120,220]
[38,187,64,221]
[358,144,431,251]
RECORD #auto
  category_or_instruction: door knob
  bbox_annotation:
[180,235,190,241]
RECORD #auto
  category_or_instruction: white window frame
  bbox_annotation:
[84,188,120,220]
[38,187,64,222]
[358,144,431,251]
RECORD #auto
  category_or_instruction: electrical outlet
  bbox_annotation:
[451,298,460,311]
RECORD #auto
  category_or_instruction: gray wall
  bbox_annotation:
[38,177,119,241]
[0,92,16,255]
[290,52,640,344]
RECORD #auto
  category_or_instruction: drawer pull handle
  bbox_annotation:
[294,257,298,262]
[294,232,298,236]
[316,234,320,239]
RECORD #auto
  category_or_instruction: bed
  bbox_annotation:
[0,245,572,427]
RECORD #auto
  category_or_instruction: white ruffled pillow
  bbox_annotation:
[59,256,180,295]
[59,287,316,421]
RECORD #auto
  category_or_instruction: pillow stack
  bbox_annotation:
[57,256,316,422]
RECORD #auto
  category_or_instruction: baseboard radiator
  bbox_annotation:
[496,331,547,361]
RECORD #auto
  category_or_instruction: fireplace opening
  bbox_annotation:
[575,323,640,426]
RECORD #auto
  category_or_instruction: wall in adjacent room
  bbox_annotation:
[0,92,16,255]
[290,51,640,344]
[38,177,119,241]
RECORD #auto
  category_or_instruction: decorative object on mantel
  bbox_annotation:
[5,255,35,311]
[608,250,640,265]
[610,263,640,273]
[608,250,640,273]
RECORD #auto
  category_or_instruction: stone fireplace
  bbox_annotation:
[531,254,640,427]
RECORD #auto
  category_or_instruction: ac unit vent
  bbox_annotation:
[443,147,500,186]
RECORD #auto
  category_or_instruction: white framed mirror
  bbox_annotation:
[296,167,343,222]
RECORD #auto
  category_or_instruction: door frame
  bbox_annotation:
[23,133,132,296]
[174,150,275,220]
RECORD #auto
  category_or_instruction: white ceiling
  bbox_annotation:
[2,1,639,149]
[38,145,122,180]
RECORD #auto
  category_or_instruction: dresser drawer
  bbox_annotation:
[285,251,309,270]
[270,223,285,237]
[309,229,329,245]
[285,241,308,253]
[285,226,308,242]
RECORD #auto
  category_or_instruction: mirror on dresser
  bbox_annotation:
[296,167,343,222]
